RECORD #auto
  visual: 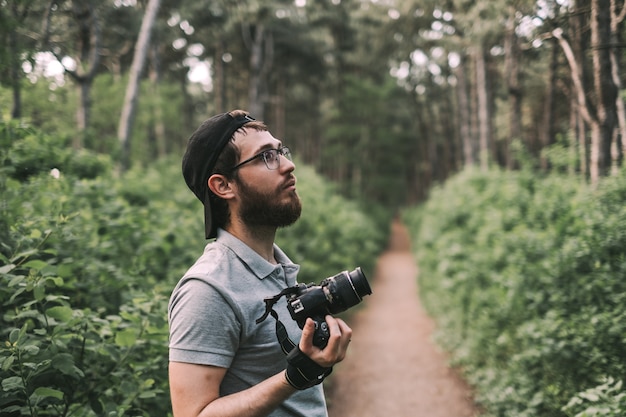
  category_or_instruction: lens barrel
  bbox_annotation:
[327,267,372,313]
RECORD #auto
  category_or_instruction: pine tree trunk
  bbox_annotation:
[475,45,491,171]
[504,10,522,169]
[590,0,618,183]
[248,25,273,119]
[66,0,101,148]
[9,31,21,119]
[149,44,167,158]
[118,0,161,172]
[214,38,227,113]
[610,0,626,171]
[540,41,558,171]
[455,56,474,167]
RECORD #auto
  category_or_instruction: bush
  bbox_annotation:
[403,166,626,417]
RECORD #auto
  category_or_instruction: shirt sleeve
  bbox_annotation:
[168,277,241,367]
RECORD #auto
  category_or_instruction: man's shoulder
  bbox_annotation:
[183,240,235,281]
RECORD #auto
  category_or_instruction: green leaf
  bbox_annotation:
[0,263,16,274]
[114,327,138,347]
[22,345,40,356]
[52,353,84,378]
[11,249,38,262]
[89,396,104,414]
[8,274,25,287]
[45,305,74,321]
[1,376,24,391]
[32,387,64,400]
[9,328,21,344]
[1,355,15,371]
[34,284,45,301]
[46,276,64,286]
[23,259,48,271]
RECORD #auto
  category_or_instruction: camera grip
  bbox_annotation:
[312,317,330,348]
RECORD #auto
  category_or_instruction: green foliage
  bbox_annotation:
[403,165,626,417]
[11,73,189,166]
[0,120,111,182]
[1,124,201,416]
[1,123,384,415]
[562,377,626,417]
[277,162,385,284]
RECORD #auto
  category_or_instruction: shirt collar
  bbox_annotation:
[216,228,300,283]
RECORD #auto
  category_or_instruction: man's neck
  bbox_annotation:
[226,223,278,265]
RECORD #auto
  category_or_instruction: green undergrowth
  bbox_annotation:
[403,166,626,417]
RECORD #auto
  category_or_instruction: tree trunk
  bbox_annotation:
[247,25,273,119]
[540,40,558,171]
[475,45,491,171]
[504,9,522,169]
[61,0,101,148]
[214,38,227,113]
[273,75,286,142]
[589,0,618,183]
[9,28,21,119]
[118,0,161,172]
[455,54,474,167]
[149,43,166,158]
[554,27,593,178]
[76,80,91,138]
[571,1,590,179]
[571,95,588,177]
[610,0,626,171]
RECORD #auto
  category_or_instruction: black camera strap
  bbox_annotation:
[269,308,297,354]
[256,288,299,354]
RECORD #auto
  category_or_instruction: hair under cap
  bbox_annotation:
[182,111,255,239]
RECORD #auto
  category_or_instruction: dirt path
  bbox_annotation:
[326,220,479,417]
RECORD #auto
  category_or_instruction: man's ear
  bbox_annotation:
[208,174,235,200]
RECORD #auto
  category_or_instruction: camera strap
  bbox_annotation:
[268,308,297,355]
[256,288,299,354]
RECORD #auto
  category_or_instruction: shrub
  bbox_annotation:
[403,166,626,417]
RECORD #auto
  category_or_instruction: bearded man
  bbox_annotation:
[168,110,352,417]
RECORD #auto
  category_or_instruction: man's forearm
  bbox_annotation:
[194,371,297,417]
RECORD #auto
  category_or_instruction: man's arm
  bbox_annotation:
[169,362,295,417]
[169,316,351,417]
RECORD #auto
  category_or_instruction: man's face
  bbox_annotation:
[232,130,301,229]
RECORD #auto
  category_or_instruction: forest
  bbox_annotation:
[1,0,625,416]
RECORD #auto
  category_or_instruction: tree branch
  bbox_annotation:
[551,28,595,125]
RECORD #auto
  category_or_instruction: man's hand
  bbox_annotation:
[299,315,352,367]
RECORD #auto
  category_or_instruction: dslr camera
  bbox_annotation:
[285,267,372,348]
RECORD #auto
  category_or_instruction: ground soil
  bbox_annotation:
[326,220,480,417]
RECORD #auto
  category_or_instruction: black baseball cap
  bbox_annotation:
[182,111,256,239]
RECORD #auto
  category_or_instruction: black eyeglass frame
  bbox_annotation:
[230,146,292,172]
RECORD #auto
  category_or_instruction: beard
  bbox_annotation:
[236,177,302,229]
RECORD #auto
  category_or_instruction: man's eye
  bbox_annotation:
[264,150,277,161]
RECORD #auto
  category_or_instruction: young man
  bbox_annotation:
[168,110,352,417]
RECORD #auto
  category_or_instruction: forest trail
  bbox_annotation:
[326,220,479,417]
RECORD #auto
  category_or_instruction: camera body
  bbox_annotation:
[285,267,371,348]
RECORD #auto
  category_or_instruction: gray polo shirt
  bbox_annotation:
[168,229,328,417]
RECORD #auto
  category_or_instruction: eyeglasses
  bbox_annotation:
[230,146,292,171]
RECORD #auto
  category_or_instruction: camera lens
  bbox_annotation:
[327,267,372,313]
[349,267,372,298]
